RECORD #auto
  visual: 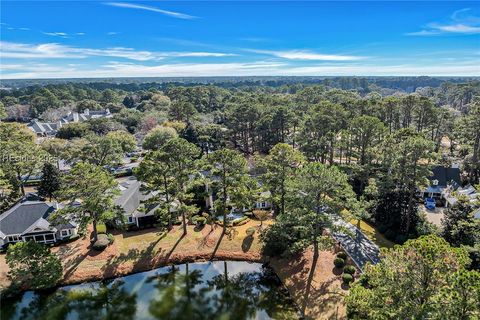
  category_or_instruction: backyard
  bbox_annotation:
[0,219,347,319]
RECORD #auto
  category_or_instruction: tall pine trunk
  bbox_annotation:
[92,217,98,242]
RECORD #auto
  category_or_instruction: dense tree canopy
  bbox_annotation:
[6,241,63,290]
[56,162,119,241]
[346,235,479,320]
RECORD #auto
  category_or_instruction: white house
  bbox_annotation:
[204,183,271,212]
[0,200,78,248]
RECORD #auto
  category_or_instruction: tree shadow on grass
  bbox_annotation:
[101,233,166,277]
[241,235,254,252]
[301,249,319,318]
[60,236,90,281]
[162,231,186,263]
[308,278,345,319]
[194,224,205,232]
[210,229,225,261]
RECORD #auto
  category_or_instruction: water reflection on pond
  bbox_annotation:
[2,261,298,320]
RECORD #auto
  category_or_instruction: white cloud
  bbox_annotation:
[0,42,85,59]
[2,60,479,80]
[168,52,236,57]
[104,2,196,20]
[107,32,119,36]
[0,41,236,61]
[247,49,366,61]
[407,8,480,36]
[43,31,86,38]
[43,32,69,38]
[432,23,480,33]
[405,30,441,36]
[451,8,472,20]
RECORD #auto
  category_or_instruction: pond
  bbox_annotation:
[1,261,299,320]
[216,211,245,222]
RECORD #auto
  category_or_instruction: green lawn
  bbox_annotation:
[350,219,395,248]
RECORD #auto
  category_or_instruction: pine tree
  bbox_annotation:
[38,162,61,201]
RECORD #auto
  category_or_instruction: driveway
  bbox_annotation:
[330,216,381,271]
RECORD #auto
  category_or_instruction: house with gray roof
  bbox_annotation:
[60,108,112,124]
[27,108,112,137]
[27,119,61,137]
[444,184,479,207]
[423,165,462,206]
[0,200,78,248]
[115,177,176,227]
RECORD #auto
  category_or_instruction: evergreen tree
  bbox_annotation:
[38,162,61,201]
[6,241,63,290]
[346,235,479,320]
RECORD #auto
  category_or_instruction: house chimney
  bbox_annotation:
[84,108,90,116]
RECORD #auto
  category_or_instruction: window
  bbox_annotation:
[61,229,70,237]
[7,235,20,242]
[45,234,54,240]
[128,216,135,224]
[261,202,266,208]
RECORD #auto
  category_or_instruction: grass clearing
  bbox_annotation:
[350,219,395,248]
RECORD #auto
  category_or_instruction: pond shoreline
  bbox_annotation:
[2,260,301,320]
[1,223,347,319]
[60,251,267,287]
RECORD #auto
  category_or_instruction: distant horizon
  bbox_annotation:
[2,71,479,81]
[1,1,479,79]
[2,75,480,82]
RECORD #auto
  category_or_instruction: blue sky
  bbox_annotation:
[1,1,479,79]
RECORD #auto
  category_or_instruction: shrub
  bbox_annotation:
[196,217,207,225]
[107,233,115,244]
[334,258,346,268]
[337,252,348,260]
[232,216,249,226]
[190,215,200,224]
[130,155,139,162]
[342,273,354,285]
[344,265,356,275]
[92,234,110,251]
[244,211,254,217]
[246,227,256,237]
[96,223,107,234]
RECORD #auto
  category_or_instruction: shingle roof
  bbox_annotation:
[115,179,141,215]
[0,201,56,236]
[27,120,59,134]
[429,166,461,187]
[115,178,161,217]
